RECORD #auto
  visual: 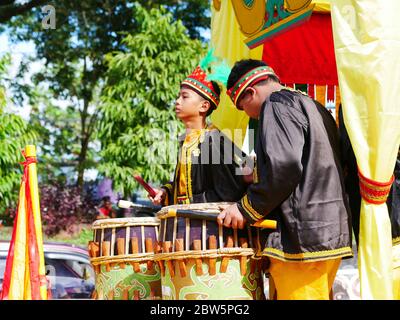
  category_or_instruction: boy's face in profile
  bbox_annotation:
[175,86,209,122]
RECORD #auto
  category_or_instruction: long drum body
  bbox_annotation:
[88,217,161,300]
[155,203,266,300]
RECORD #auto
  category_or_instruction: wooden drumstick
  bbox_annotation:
[130,237,141,273]
[145,238,154,272]
[208,235,217,276]
[102,241,111,272]
[220,236,234,273]
[117,238,126,269]
[239,238,248,276]
[163,241,175,277]
[193,240,203,276]
[175,238,187,277]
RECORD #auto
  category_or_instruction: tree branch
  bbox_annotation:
[87,108,99,138]
[42,160,79,167]
[0,0,48,23]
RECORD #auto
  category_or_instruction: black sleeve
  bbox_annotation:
[202,130,249,202]
[237,99,307,223]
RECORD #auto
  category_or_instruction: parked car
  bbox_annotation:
[0,241,95,299]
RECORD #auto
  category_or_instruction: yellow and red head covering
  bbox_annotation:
[226,66,278,107]
[181,65,220,108]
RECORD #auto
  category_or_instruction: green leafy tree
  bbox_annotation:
[0,55,37,208]
[6,0,210,188]
[29,100,98,184]
[149,0,211,40]
[16,81,100,184]
[99,5,205,197]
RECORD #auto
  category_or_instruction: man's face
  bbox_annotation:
[175,87,208,121]
[236,87,262,119]
[105,201,112,209]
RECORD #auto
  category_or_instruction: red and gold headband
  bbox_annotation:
[181,66,220,108]
[226,66,277,107]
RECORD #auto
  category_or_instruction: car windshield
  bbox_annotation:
[45,257,94,299]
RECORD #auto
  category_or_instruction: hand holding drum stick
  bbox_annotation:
[162,206,276,230]
[132,174,167,205]
[217,204,276,230]
[133,174,157,198]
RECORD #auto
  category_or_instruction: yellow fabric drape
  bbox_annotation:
[331,0,400,299]
[210,0,263,148]
[393,244,400,299]
[312,0,331,13]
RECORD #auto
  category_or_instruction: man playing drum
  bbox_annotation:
[218,59,353,300]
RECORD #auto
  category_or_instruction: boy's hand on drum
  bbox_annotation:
[149,188,166,205]
[217,204,247,229]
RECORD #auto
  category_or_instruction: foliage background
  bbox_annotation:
[0,2,210,237]
[0,54,37,208]
[98,5,205,197]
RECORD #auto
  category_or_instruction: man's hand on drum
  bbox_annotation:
[217,204,247,229]
[149,188,166,206]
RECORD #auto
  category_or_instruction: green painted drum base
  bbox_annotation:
[161,258,265,300]
[94,263,161,300]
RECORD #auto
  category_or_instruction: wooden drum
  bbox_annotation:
[154,203,266,300]
[88,217,161,300]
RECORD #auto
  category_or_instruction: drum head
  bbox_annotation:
[92,216,159,229]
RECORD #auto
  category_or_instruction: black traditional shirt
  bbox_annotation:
[237,89,353,262]
[162,125,249,205]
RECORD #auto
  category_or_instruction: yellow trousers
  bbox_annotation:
[268,257,341,300]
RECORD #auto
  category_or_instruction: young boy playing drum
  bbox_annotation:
[150,52,251,206]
